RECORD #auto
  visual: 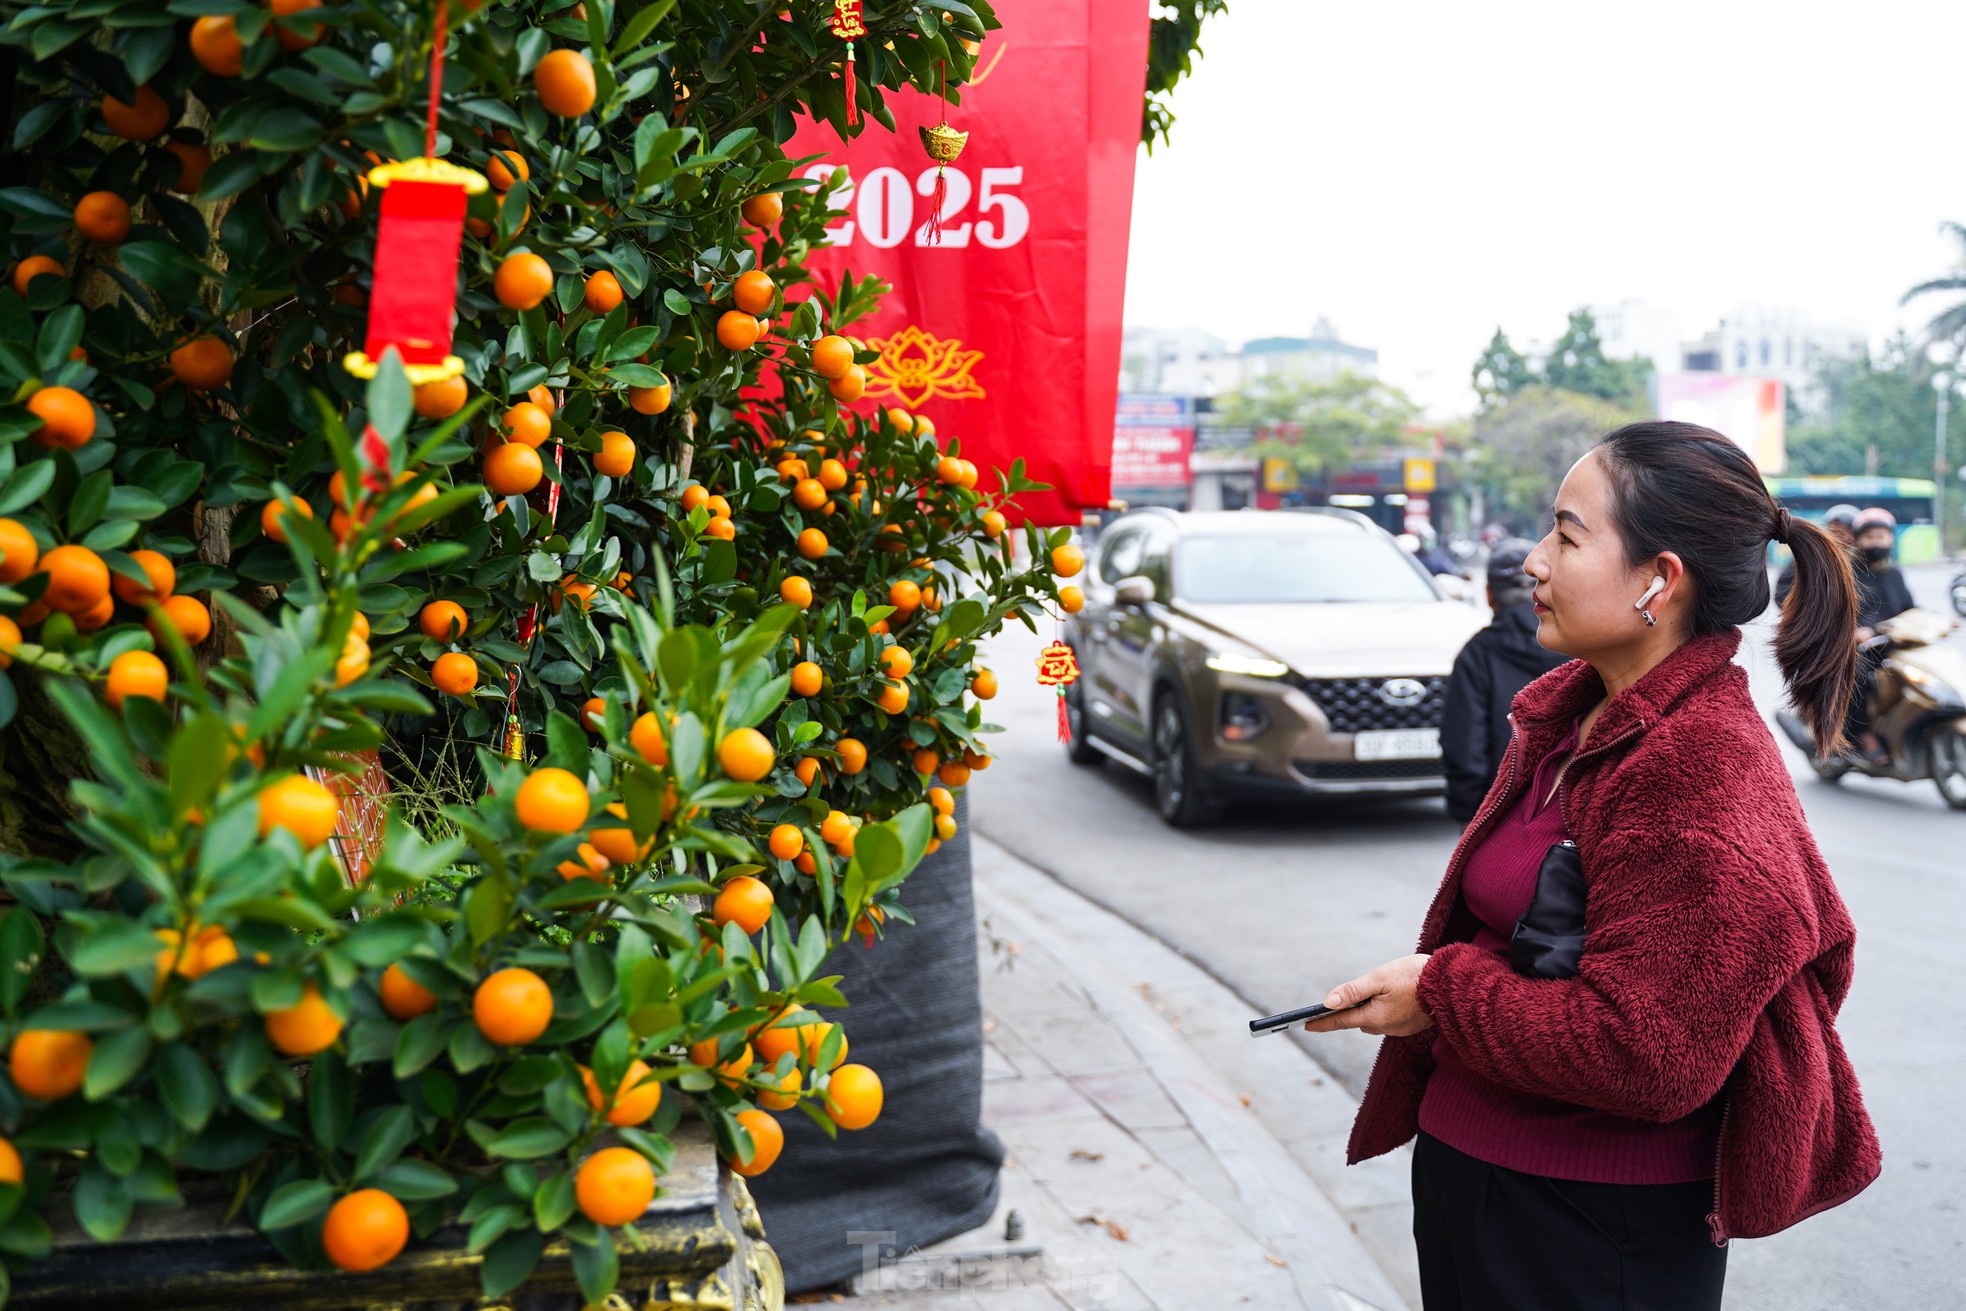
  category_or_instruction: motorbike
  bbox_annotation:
[1951,569,1966,618]
[1776,609,1966,809]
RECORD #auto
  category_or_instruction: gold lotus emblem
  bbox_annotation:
[918,122,968,163]
[863,325,986,409]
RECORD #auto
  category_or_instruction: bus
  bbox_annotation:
[1764,475,1940,563]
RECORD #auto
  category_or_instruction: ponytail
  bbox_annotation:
[1594,423,1860,758]
[1774,515,1859,756]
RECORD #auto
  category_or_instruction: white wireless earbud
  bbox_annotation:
[1635,575,1665,627]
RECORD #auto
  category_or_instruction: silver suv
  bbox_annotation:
[1061,508,1484,824]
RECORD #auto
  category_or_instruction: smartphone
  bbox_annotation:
[1248,997,1369,1037]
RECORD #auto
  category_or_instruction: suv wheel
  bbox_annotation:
[1151,692,1219,827]
[1063,678,1103,767]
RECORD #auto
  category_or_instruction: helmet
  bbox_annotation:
[1852,507,1896,534]
[1824,504,1860,528]
[1486,538,1538,593]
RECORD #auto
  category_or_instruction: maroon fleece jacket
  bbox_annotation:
[1346,629,1882,1242]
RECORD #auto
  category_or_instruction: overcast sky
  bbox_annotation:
[1121,0,1966,416]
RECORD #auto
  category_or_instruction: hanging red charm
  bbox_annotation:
[916,60,967,246]
[1035,641,1080,742]
[832,0,865,128]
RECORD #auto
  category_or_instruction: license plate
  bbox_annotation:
[1354,728,1440,761]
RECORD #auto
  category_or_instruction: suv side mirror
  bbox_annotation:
[1114,575,1156,606]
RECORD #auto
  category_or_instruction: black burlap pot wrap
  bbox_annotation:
[750,791,1002,1291]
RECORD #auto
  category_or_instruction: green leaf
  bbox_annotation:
[661,288,692,316]
[573,941,615,1007]
[373,1159,458,1201]
[309,1050,354,1151]
[0,460,56,516]
[68,920,166,978]
[246,107,325,152]
[0,1207,51,1260]
[73,1165,132,1242]
[68,469,111,537]
[341,915,427,967]
[368,353,414,440]
[104,486,168,521]
[480,1224,545,1299]
[394,1011,448,1079]
[533,1169,577,1231]
[572,1224,620,1304]
[84,1027,152,1101]
[353,1105,418,1181]
[464,869,516,946]
[167,713,234,818]
[0,909,45,1014]
[614,0,679,54]
[259,1178,334,1231]
[118,241,211,305]
[156,1043,217,1133]
[485,1118,573,1160]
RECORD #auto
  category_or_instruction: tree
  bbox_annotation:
[1143,0,1230,151]
[1217,370,1419,473]
[1900,219,1966,361]
[1467,387,1645,531]
[1472,327,1534,410]
[0,0,1067,1300]
[1542,310,1652,407]
[1787,335,1946,476]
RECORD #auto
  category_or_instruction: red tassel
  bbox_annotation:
[923,166,947,245]
[359,423,392,496]
[843,43,858,126]
[1057,689,1070,742]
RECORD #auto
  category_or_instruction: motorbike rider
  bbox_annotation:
[1440,539,1570,823]
[1775,503,1858,606]
[1847,507,1917,763]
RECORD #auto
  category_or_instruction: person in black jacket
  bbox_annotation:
[1847,507,1918,763]
[1439,539,1569,823]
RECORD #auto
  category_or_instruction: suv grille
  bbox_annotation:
[1289,758,1446,778]
[1295,759,1444,782]
[1297,676,1447,734]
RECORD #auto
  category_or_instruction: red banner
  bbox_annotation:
[787,0,1149,525]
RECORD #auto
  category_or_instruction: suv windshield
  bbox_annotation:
[1174,534,1438,604]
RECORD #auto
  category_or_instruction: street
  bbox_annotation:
[968,562,1964,1311]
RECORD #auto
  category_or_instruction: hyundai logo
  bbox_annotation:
[1379,678,1427,708]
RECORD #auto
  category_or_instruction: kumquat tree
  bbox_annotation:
[0,0,1074,1301]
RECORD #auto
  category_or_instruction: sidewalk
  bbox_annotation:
[794,836,1418,1311]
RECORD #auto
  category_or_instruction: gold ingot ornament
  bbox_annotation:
[919,122,968,163]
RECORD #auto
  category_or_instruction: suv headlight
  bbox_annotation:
[1205,652,1290,678]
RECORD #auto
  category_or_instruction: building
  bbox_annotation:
[1119,318,1378,398]
[1114,319,1383,512]
[1680,304,1866,413]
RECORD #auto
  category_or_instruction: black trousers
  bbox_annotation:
[1412,1132,1728,1311]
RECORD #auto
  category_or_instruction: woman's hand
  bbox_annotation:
[1301,954,1435,1037]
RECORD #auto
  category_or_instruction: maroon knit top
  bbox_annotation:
[1418,719,1723,1184]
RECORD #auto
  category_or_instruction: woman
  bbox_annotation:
[1306,422,1881,1310]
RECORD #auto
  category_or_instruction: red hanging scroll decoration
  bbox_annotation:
[344,0,484,385]
[832,0,865,128]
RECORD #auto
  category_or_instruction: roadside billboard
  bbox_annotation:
[1656,374,1786,472]
[1112,394,1194,492]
